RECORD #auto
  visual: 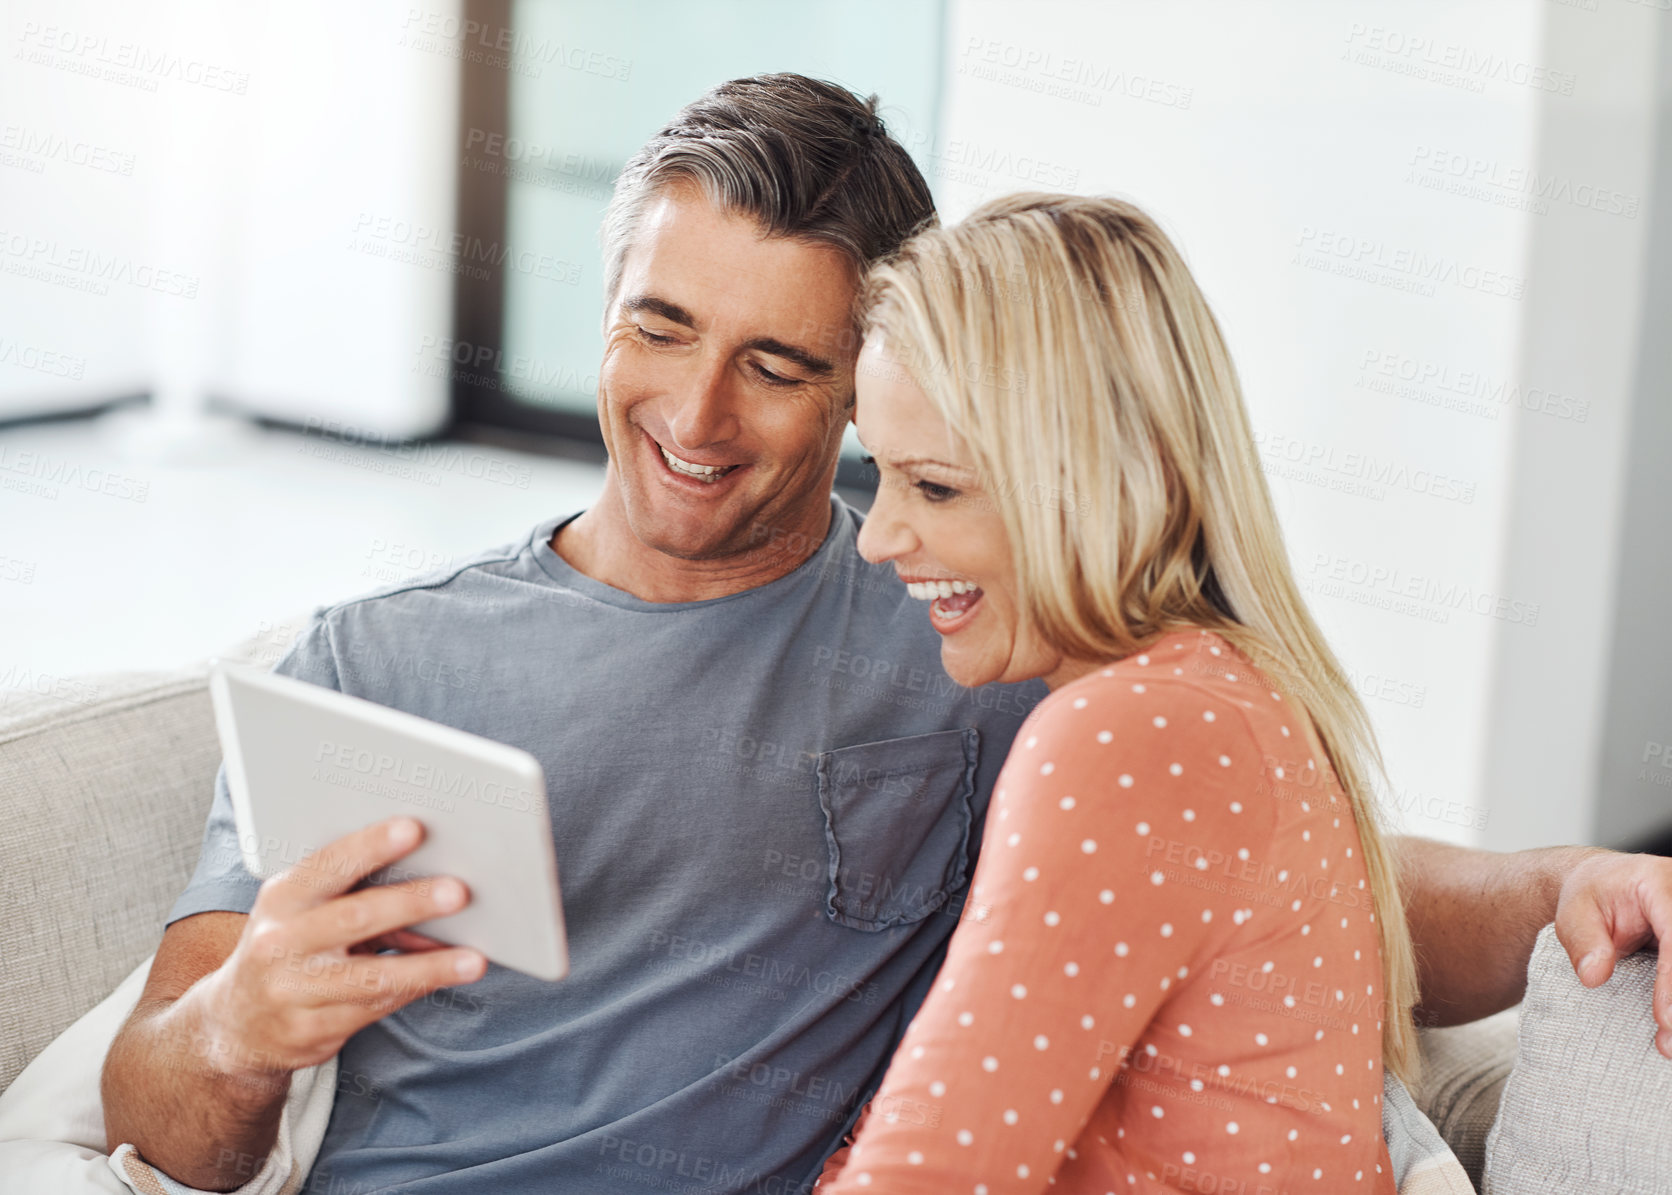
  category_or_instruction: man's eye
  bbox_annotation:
[752,363,800,387]
[636,326,676,345]
[916,481,958,503]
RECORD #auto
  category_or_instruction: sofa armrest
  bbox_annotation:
[0,670,221,1092]
[1480,924,1672,1192]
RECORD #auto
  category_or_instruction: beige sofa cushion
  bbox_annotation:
[0,670,219,1092]
[1482,925,1672,1192]
[1415,1006,1520,1190]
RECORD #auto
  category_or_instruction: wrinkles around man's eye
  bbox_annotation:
[751,362,801,388]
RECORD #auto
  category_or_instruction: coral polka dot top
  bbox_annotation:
[818,628,1398,1194]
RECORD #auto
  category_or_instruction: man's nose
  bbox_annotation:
[664,355,740,449]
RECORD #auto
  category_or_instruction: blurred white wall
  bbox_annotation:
[3,0,1665,851]
[0,0,458,437]
[1477,1,1665,851]
[937,0,1664,849]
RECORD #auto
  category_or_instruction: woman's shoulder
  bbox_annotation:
[1016,631,1284,810]
[1030,629,1272,738]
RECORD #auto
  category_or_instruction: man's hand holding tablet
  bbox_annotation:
[101,668,568,1188]
[191,816,487,1078]
[170,661,573,1083]
[207,662,570,984]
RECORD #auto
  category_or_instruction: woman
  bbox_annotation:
[818,194,1419,1193]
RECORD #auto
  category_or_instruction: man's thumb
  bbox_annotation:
[1556,911,1616,988]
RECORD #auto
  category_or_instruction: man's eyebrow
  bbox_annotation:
[621,295,697,327]
[741,337,834,377]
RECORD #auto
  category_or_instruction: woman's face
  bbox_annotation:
[853,334,1065,690]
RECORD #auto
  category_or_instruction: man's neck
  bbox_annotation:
[551,479,835,604]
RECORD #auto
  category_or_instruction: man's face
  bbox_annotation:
[597,182,860,562]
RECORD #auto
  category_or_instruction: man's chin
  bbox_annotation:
[626,518,738,562]
[620,485,751,561]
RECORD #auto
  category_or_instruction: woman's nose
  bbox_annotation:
[856,481,916,566]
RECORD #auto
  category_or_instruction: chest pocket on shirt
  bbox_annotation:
[814,728,980,931]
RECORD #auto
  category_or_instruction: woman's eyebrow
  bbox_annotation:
[887,454,970,473]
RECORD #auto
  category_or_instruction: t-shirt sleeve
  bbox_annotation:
[165,612,343,925]
[820,676,1276,1194]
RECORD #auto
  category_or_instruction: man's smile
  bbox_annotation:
[657,441,740,483]
[642,428,748,491]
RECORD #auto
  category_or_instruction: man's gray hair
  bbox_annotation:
[600,73,936,313]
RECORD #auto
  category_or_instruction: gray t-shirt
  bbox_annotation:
[170,497,1045,1194]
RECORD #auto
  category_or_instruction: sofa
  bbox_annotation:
[0,634,1665,1193]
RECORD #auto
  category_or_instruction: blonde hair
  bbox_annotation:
[861,193,1419,1081]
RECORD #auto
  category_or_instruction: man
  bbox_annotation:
[103,73,1672,1194]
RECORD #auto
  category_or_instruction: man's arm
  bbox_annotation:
[101,818,485,1190]
[1396,835,1672,1056]
[102,912,290,1191]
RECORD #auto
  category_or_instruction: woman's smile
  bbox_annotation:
[899,574,986,633]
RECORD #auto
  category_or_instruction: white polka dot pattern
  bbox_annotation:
[818,630,1394,1195]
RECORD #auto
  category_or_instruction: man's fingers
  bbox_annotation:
[1552,854,1672,1057]
[1657,951,1672,1057]
[352,928,450,955]
[310,948,488,1036]
[290,876,469,956]
[258,818,425,915]
[246,946,486,1060]
[1554,892,1617,988]
[1627,873,1672,1036]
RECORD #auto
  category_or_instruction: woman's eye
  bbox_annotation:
[915,480,958,503]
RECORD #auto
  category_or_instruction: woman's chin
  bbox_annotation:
[940,643,1004,691]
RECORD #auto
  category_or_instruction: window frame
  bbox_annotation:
[445,0,877,498]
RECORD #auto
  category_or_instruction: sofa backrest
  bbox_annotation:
[0,671,221,1091]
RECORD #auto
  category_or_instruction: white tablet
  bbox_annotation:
[208,660,569,981]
